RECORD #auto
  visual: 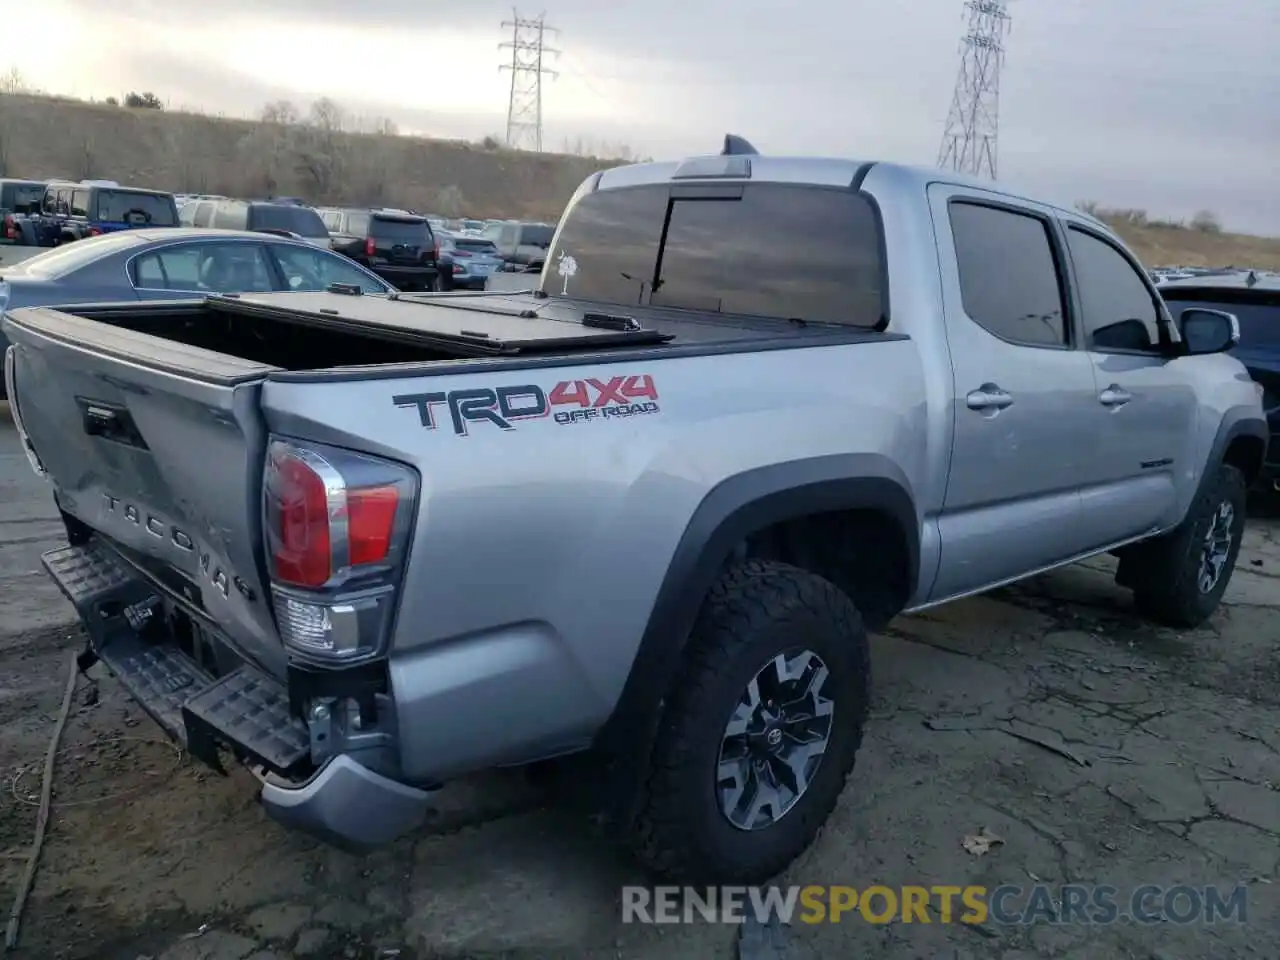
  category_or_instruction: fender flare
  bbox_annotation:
[591,454,918,816]
[1208,409,1268,485]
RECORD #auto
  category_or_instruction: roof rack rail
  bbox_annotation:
[721,134,758,156]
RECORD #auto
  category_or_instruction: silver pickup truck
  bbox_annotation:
[2,138,1267,885]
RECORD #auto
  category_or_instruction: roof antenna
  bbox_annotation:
[721,134,759,156]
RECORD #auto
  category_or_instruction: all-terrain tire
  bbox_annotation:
[1130,462,1247,628]
[628,560,870,884]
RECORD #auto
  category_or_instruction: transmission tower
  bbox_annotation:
[500,10,558,152]
[937,0,1011,180]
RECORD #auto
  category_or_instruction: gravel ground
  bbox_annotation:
[1,421,1276,960]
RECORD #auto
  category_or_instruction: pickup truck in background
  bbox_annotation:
[2,137,1266,884]
[5,180,179,247]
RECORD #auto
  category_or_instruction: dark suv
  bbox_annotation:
[1160,271,1280,490]
[185,199,331,248]
[318,207,445,291]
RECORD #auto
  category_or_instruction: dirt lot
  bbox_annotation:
[1,420,1277,960]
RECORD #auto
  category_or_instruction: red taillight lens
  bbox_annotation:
[452,263,464,274]
[347,485,398,566]
[3,215,14,240]
[269,453,332,588]
[433,241,440,259]
[88,226,103,236]
[365,237,376,257]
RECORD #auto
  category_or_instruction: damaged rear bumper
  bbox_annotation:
[41,539,435,852]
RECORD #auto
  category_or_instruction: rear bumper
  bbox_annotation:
[41,539,435,852]
[259,754,436,851]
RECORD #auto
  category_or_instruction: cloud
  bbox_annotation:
[9,0,1278,234]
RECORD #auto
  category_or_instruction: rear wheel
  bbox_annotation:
[629,560,869,884]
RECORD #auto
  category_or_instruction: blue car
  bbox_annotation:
[9,180,179,248]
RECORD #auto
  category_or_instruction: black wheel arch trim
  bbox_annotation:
[1209,409,1268,486]
[592,454,918,824]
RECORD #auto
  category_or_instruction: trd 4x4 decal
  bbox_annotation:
[393,374,660,436]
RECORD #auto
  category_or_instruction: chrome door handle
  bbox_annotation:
[1099,385,1133,408]
[966,384,1014,411]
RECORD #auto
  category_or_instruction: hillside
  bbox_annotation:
[0,93,605,222]
[0,91,1277,269]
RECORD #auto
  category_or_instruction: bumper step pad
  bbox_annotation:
[41,542,310,776]
[183,669,310,774]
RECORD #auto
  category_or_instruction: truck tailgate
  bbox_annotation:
[3,306,288,677]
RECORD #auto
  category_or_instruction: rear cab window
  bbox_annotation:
[250,205,329,239]
[370,216,433,244]
[518,224,554,248]
[453,237,499,254]
[544,182,886,327]
[96,190,178,226]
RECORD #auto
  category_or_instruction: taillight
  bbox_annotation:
[88,226,103,237]
[432,240,440,260]
[263,439,418,662]
[365,237,376,257]
[452,263,465,274]
[3,215,14,240]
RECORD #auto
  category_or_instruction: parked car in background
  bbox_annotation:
[435,231,505,290]
[6,180,179,247]
[317,206,447,291]
[484,219,554,271]
[182,199,330,248]
[0,228,392,396]
[1160,270,1280,491]
[0,179,47,245]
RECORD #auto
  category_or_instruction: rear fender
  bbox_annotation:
[591,454,918,828]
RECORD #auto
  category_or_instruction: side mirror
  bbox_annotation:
[1178,307,1239,355]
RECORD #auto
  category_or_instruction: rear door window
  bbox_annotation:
[97,191,177,226]
[133,241,275,292]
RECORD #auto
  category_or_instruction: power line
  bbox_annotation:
[937,0,1012,180]
[499,9,559,152]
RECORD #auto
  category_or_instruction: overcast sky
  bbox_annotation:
[9,0,1279,234]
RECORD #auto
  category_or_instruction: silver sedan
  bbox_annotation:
[0,228,394,391]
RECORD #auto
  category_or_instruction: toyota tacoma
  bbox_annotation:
[2,137,1266,884]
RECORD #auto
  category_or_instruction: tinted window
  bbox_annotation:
[949,202,1067,347]
[269,243,389,294]
[133,242,274,292]
[652,184,884,326]
[518,224,553,247]
[542,186,668,304]
[1067,227,1163,353]
[1161,293,1280,348]
[2,183,44,213]
[70,190,91,217]
[96,191,177,226]
[454,238,499,255]
[370,217,431,243]
[251,204,328,238]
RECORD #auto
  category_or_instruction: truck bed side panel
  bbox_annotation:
[258,339,927,779]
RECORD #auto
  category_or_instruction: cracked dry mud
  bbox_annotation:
[2,423,1277,960]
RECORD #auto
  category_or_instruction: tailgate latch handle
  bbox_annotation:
[76,397,149,449]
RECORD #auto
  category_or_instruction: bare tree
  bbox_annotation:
[260,99,299,126]
[294,98,348,199]
[77,136,98,179]
[0,67,27,95]
[1190,209,1222,234]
